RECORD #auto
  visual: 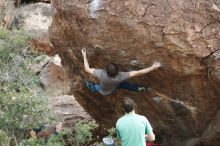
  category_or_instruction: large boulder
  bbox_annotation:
[49,0,220,145]
[12,3,54,54]
[12,3,52,40]
[40,55,71,96]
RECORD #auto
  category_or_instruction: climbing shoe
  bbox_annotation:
[84,80,94,91]
[137,86,146,92]
[137,86,153,92]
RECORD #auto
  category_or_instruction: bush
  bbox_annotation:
[19,138,46,146]
[0,90,50,144]
[19,128,71,146]
[0,130,10,146]
[0,29,47,94]
[0,28,50,144]
[107,127,116,138]
[19,120,98,146]
[47,128,72,146]
[74,120,98,146]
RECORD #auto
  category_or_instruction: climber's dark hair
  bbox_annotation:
[123,97,135,113]
[106,62,118,77]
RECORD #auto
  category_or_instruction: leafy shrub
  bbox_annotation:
[107,127,116,138]
[0,130,10,146]
[19,120,98,146]
[19,138,46,146]
[74,120,98,146]
[0,29,47,94]
[0,90,50,144]
[19,128,71,146]
[0,28,50,144]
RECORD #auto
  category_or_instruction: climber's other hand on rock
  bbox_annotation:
[152,62,161,69]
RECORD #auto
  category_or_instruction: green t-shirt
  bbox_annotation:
[116,113,153,146]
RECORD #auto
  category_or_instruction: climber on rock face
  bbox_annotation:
[81,48,161,96]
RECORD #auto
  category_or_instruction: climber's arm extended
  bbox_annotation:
[129,62,161,77]
[81,48,95,74]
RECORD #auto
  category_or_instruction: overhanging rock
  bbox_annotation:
[49,0,220,145]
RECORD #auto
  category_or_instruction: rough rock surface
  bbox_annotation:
[40,55,71,96]
[48,95,91,127]
[49,0,220,146]
[15,0,51,7]
[12,3,52,41]
[37,55,89,126]
[12,3,55,54]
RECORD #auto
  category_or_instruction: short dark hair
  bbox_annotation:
[123,97,135,113]
[106,62,118,77]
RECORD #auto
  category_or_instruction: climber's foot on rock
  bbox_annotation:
[84,80,95,91]
[137,86,153,92]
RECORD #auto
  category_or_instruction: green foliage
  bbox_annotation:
[0,130,10,146]
[19,138,46,146]
[19,129,70,146]
[47,128,72,146]
[0,28,50,144]
[19,120,98,146]
[0,29,9,39]
[48,120,98,146]
[107,127,116,137]
[0,29,46,94]
[0,90,50,143]
[107,127,121,146]
[74,120,98,146]
[19,128,71,146]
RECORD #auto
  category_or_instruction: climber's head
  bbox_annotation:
[123,97,135,113]
[106,62,118,77]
